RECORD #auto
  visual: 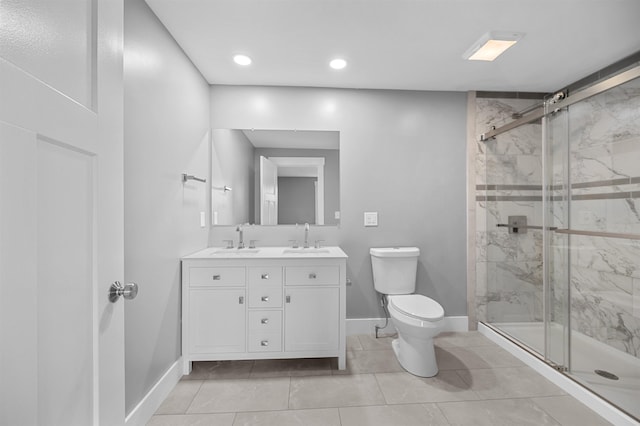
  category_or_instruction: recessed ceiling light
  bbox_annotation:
[233,54,252,66]
[463,31,524,61]
[329,58,347,70]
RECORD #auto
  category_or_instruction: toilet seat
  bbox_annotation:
[389,294,444,322]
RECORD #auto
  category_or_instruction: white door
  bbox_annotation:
[0,1,125,425]
[260,156,278,225]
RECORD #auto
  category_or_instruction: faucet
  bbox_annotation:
[236,225,245,249]
[303,223,310,248]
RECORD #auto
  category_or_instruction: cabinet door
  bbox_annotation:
[190,288,246,353]
[285,287,339,352]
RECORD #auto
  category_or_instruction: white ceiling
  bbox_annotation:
[242,129,339,150]
[145,0,640,93]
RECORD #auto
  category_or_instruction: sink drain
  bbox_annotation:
[594,369,619,380]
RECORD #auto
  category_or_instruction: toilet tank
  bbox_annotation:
[370,247,420,295]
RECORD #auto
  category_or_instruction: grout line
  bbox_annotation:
[183,379,205,415]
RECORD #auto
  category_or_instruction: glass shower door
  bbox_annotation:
[544,100,570,371]
[484,111,547,354]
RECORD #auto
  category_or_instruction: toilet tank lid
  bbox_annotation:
[370,247,420,258]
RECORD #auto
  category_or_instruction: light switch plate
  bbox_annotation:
[364,212,378,227]
[200,211,206,228]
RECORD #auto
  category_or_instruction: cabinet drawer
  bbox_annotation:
[248,332,282,352]
[248,266,283,285]
[285,266,339,286]
[248,310,282,333]
[189,267,245,287]
[248,283,283,308]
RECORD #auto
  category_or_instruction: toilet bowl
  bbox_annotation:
[370,247,445,378]
[387,294,444,377]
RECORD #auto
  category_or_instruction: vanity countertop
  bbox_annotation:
[183,246,348,259]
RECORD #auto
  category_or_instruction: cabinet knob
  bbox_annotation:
[261,340,269,347]
[308,273,317,279]
[212,275,221,280]
[261,296,269,302]
[238,296,244,304]
[286,295,291,303]
[261,273,269,279]
[261,318,269,324]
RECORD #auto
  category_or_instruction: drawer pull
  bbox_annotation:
[286,295,291,303]
[261,273,269,279]
[261,296,269,302]
[238,296,244,304]
[308,273,317,279]
[261,318,269,324]
[261,340,269,347]
[212,275,221,280]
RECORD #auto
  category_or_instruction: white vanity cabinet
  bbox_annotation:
[181,247,347,375]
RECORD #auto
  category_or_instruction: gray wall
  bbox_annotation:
[124,0,210,415]
[278,177,317,224]
[210,85,468,319]
[211,129,255,225]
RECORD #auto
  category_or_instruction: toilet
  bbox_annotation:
[370,247,444,377]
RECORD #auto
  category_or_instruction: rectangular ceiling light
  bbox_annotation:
[463,31,524,61]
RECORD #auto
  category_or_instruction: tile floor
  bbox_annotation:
[147,332,613,425]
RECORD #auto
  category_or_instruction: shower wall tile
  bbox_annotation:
[606,198,640,234]
[633,278,640,318]
[517,231,543,262]
[493,261,543,294]
[485,231,518,262]
[476,201,487,234]
[572,235,640,279]
[612,136,640,177]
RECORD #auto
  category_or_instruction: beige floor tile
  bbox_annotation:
[233,408,340,426]
[437,345,524,370]
[182,360,254,380]
[250,358,332,378]
[438,398,562,426]
[375,371,479,404]
[532,396,613,426]
[457,367,566,399]
[146,413,235,426]
[187,378,290,414]
[357,334,395,350]
[332,349,404,375]
[436,346,493,370]
[155,380,203,414]
[339,403,450,426]
[346,335,364,351]
[435,331,494,348]
[289,374,386,409]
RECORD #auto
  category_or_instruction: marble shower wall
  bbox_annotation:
[475,97,544,324]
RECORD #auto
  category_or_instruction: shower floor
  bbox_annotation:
[492,321,640,421]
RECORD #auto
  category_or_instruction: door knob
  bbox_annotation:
[109,281,139,303]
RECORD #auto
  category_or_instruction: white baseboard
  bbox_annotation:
[478,323,638,426]
[125,357,183,426]
[346,316,468,336]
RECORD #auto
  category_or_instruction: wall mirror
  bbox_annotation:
[211,129,340,226]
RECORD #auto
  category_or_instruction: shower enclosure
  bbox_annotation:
[477,64,640,420]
